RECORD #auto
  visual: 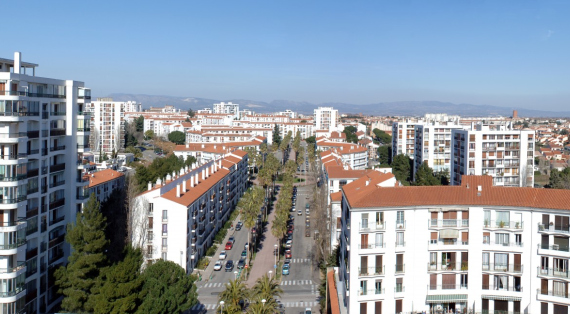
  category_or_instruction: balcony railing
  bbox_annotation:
[50,145,66,152]
[49,129,66,136]
[50,163,65,173]
[539,243,570,252]
[0,286,25,297]
[77,127,91,132]
[482,240,524,247]
[50,111,67,116]
[49,234,65,248]
[428,284,468,290]
[538,223,570,233]
[0,239,26,250]
[429,219,469,228]
[396,221,406,229]
[358,243,385,249]
[27,130,39,138]
[27,149,39,155]
[483,220,523,229]
[395,264,405,273]
[77,144,90,149]
[482,263,523,273]
[359,288,385,296]
[0,261,25,274]
[49,180,65,188]
[482,285,523,292]
[537,267,570,279]
[49,215,65,226]
[359,222,385,231]
[77,194,89,200]
[358,266,385,276]
[0,196,26,204]
[427,262,468,271]
[537,289,569,298]
[0,174,27,181]
[49,198,65,210]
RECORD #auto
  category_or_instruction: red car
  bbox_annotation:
[285,249,292,259]
[225,242,233,250]
[288,225,294,231]
[252,227,257,234]
[287,229,293,235]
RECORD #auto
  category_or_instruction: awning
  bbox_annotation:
[481,295,522,301]
[440,229,459,238]
[426,294,467,303]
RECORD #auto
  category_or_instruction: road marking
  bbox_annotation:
[290,258,311,263]
[203,282,225,288]
[284,301,318,308]
[281,280,316,286]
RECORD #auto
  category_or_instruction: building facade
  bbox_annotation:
[0,52,91,314]
[314,107,339,133]
[213,102,239,115]
[392,120,419,160]
[451,123,535,187]
[339,175,570,314]
[132,151,248,273]
[414,122,464,179]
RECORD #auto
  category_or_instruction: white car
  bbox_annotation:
[285,240,293,248]
[213,260,223,271]
[219,251,227,260]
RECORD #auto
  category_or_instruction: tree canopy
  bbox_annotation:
[168,131,186,145]
[391,154,413,185]
[377,145,391,165]
[134,154,186,192]
[272,124,282,145]
[342,126,358,144]
[414,163,442,186]
[548,167,570,189]
[187,108,195,118]
[372,128,392,144]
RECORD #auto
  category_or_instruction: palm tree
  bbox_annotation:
[271,210,288,261]
[218,279,250,312]
[238,189,261,266]
[253,274,283,300]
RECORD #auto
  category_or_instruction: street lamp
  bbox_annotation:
[219,301,224,314]
[274,244,278,267]
[234,270,238,281]
[261,299,266,308]
[268,270,273,280]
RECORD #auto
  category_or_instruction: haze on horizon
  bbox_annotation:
[2,1,569,111]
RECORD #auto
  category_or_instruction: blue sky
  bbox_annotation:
[2,1,569,110]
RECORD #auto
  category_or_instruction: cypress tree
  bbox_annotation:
[55,193,109,313]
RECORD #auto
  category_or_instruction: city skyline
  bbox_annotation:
[2,1,570,110]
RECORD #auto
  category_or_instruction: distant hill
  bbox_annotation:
[104,93,570,118]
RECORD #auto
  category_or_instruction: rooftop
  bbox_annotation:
[87,169,124,188]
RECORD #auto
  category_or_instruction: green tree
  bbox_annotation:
[125,146,143,160]
[548,167,570,189]
[93,247,144,314]
[342,126,358,144]
[372,128,392,144]
[560,129,569,136]
[391,154,412,185]
[55,194,109,313]
[185,155,197,167]
[218,279,250,312]
[125,122,138,148]
[305,136,316,145]
[144,130,155,140]
[414,163,441,186]
[137,260,198,314]
[168,131,186,145]
[187,108,195,118]
[238,187,264,262]
[272,124,282,145]
[377,145,391,165]
[135,115,145,132]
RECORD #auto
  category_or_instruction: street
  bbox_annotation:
[191,142,320,314]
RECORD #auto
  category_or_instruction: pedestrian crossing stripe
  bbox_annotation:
[280,280,317,286]
[201,282,225,288]
[289,258,311,263]
[190,302,318,311]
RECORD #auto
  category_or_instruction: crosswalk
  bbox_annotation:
[199,282,225,288]
[281,280,315,286]
[190,301,319,312]
[288,258,311,263]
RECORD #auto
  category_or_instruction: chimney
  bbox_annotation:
[202,169,205,180]
[191,176,195,188]
[166,174,171,181]
[201,144,205,149]
[148,181,152,191]
[214,145,217,149]
[206,167,209,178]
[365,180,370,186]
[182,179,187,192]
[14,52,21,74]
[172,171,176,179]
[156,179,161,187]
[176,184,181,197]
[195,172,199,184]
[186,143,189,148]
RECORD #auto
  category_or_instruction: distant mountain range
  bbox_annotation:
[105,93,570,118]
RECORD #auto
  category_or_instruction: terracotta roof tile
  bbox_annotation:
[87,169,124,188]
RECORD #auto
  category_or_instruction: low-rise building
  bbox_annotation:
[82,169,125,202]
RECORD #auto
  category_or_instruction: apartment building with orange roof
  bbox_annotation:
[339,174,570,314]
[132,150,248,272]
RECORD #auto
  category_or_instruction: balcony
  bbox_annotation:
[49,180,65,188]
[396,221,406,229]
[482,240,524,248]
[77,111,91,116]
[27,149,39,155]
[0,174,27,181]
[427,262,469,271]
[49,198,65,210]
[49,128,66,136]
[49,234,65,248]
[429,219,469,228]
[537,267,570,279]
[358,266,385,277]
[0,238,26,250]
[27,130,39,138]
[0,286,25,298]
[482,285,523,292]
[358,243,385,250]
[50,163,65,173]
[428,284,468,291]
[26,206,38,218]
[0,261,25,275]
[0,153,27,160]
[537,289,569,302]
[26,247,38,260]
[359,288,385,296]
[482,263,523,273]
[483,220,523,230]
[0,196,26,204]
[50,145,66,152]
[49,215,65,226]
[77,144,90,149]
[50,111,66,116]
[538,223,570,234]
[49,251,64,264]
[359,222,385,232]
[77,127,91,132]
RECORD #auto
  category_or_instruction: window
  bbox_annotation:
[496,211,510,227]
[162,252,167,260]
[460,274,468,288]
[483,232,490,244]
[494,253,508,271]
[553,281,567,297]
[482,253,490,269]
[162,224,168,235]
[162,210,168,221]
[495,233,510,245]
[375,212,384,226]
[162,238,167,248]
[430,253,437,266]
[395,278,403,292]
[375,280,382,294]
[494,275,508,290]
[396,211,404,224]
[361,213,369,229]
[360,280,367,295]
[375,233,383,248]
[396,232,404,246]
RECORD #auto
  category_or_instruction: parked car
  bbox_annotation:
[297,210,302,216]
[282,262,290,275]
[219,251,227,260]
[306,221,310,228]
[236,222,243,230]
[287,228,293,235]
[213,260,223,271]
[225,260,234,272]
[285,249,292,259]
[237,259,246,269]
[305,229,310,237]
[225,242,233,250]
[244,242,249,249]
[241,250,247,258]
[285,240,293,248]
[228,236,235,244]
[306,203,310,210]
[252,227,257,234]
[305,308,312,314]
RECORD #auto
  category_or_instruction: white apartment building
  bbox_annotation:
[213,102,239,115]
[314,107,339,133]
[451,123,535,187]
[392,120,420,160]
[0,52,92,314]
[174,136,266,165]
[186,126,273,145]
[132,151,248,272]
[339,175,570,314]
[316,138,368,170]
[82,169,125,203]
[414,122,464,179]
[86,98,141,154]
